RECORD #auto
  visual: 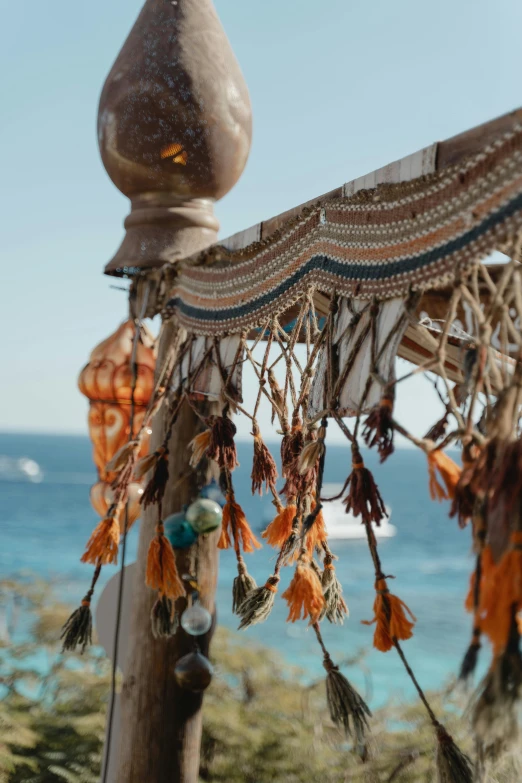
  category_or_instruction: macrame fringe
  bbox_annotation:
[81,514,120,566]
[262,502,297,548]
[60,597,93,653]
[362,391,395,463]
[150,594,177,639]
[434,724,474,783]
[237,576,279,630]
[343,447,387,525]
[428,448,461,502]
[363,577,416,652]
[219,493,261,553]
[146,530,184,600]
[324,654,371,743]
[140,448,170,509]
[232,557,257,615]
[251,423,278,494]
[282,562,325,623]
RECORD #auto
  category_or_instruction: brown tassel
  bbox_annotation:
[321,556,349,625]
[218,492,261,553]
[450,444,479,528]
[282,562,325,623]
[81,513,120,566]
[262,501,297,548]
[106,440,139,474]
[251,422,278,495]
[343,446,387,525]
[459,628,481,683]
[150,594,178,639]
[434,724,473,783]
[237,576,279,630]
[134,445,168,481]
[424,412,450,444]
[141,448,170,509]
[146,527,185,600]
[280,414,304,478]
[188,429,212,468]
[363,577,416,652]
[232,557,257,615]
[362,391,395,463]
[323,653,371,742]
[427,448,462,501]
[267,368,285,425]
[207,413,239,471]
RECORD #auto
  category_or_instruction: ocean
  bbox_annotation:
[0,431,480,707]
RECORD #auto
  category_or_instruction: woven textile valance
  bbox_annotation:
[166,127,522,335]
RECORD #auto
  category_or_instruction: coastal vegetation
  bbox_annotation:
[0,579,519,782]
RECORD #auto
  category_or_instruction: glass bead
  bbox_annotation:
[186,499,222,534]
[181,603,212,636]
[200,479,226,508]
[163,513,199,549]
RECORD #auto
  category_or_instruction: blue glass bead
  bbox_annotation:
[200,479,226,508]
[164,513,199,549]
[186,499,222,534]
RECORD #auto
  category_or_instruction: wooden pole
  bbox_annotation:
[96,2,252,781]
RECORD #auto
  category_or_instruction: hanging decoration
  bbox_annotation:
[65,123,522,778]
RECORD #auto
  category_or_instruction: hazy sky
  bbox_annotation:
[2,0,521,439]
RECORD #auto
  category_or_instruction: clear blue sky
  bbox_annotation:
[2,0,521,436]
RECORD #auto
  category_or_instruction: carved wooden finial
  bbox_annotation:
[98,0,252,275]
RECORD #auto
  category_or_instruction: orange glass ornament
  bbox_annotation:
[79,321,156,477]
[79,320,156,517]
[90,481,144,530]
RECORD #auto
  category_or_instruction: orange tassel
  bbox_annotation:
[218,493,261,553]
[362,578,416,652]
[306,508,328,554]
[282,563,325,623]
[427,449,461,501]
[262,503,297,548]
[481,532,522,654]
[81,515,120,566]
[188,429,212,468]
[145,531,184,600]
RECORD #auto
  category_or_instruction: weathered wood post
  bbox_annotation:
[97,2,252,781]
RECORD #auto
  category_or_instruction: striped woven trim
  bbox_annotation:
[166,127,522,335]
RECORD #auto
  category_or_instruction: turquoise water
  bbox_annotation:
[0,432,480,706]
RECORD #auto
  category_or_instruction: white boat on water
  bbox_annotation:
[320,483,396,539]
[0,456,43,483]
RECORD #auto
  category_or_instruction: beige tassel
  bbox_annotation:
[106,440,139,474]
